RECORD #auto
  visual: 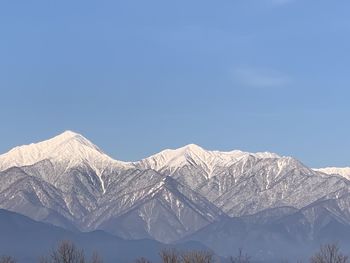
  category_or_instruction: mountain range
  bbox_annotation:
[1,131,350,261]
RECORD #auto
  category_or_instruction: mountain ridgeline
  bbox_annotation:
[1,131,350,261]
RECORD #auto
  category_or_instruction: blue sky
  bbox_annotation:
[0,0,349,167]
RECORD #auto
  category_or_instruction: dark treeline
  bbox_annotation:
[0,241,348,263]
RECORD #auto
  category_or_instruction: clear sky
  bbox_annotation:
[0,0,349,167]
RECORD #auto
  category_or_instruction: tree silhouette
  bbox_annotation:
[0,256,16,263]
[310,243,348,263]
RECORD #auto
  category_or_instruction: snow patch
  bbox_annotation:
[314,167,350,180]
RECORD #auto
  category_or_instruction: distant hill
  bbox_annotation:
[0,209,207,263]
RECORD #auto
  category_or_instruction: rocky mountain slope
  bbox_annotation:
[1,131,350,259]
[314,167,350,180]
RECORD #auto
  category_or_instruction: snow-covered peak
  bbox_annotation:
[56,130,80,139]
[314,167,350,180]
[0,130,127,172]
[0,132,282,180]
[172,144,210,158]
[254,151,281,159]
[44,130,101,151]
[182,143,205,153]
[136,144,281,173]
[55,130,89,142]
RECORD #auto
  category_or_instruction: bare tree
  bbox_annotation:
[160,249,180,263]
[52,240,85,263]
[0,256,16,263]
[160,249,214,263]
[229,248,250,263]
[135,257,152,263]
[90,252,103,263]
[40,240,85,263]
[181,250,214,263]
[310,243,348,263]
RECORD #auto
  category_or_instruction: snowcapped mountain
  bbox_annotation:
[0,130,128,171]
[1,131,350,259]
[0,131,130,193]
[314,167,350,180]
[136,146,344,217]
[135,143,280,175]
[0,132,225,242]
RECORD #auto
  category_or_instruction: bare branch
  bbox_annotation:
[0,256,16,263]
[230,248,250,263]
[310,243,348,263]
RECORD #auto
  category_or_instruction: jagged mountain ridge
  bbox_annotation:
[314,167,350,180]
[1,131,350,251]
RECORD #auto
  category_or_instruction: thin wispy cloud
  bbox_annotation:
[232,67,290,89]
